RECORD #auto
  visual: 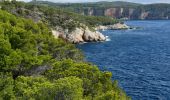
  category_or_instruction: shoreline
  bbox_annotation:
[52,23,131,44]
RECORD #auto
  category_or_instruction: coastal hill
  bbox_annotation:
[33,1,170,20]
[1,1,129,43]
[0,1,130,100]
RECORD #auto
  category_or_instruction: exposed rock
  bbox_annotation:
[96,23,130,30]
[140,12,149,20]
[108,23,130,29]
[66,28,84,43]
[74,6,170,20]
[96,25,108,30]
[52,30,62,38]
[51,23,131,43]
[52,27,106,43]
[83,28,106,42]
[24,65,52,76]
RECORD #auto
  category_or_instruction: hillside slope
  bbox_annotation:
[34,1,170,20]
[0,9,130,100]
[0,1,123,43]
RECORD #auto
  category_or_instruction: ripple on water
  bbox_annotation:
[78,20,170,100]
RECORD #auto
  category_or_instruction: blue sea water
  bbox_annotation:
[77,20,170,100]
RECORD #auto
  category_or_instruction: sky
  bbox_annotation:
[35,0,170,4]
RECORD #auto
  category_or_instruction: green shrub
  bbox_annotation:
[0,8,130,100]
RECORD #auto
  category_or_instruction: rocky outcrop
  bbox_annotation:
[52,27,106,43]
[52,23,130,43]
[67,28,84,43]
[83,28,106,42]
[96,23,130,30]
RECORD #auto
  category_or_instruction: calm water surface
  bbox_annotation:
[77,20,170,100]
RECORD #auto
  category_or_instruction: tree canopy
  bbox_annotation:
[0,4,130,100]
[0,1,119,32]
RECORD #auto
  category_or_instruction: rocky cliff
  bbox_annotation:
[1,2,121,44]
[75,6,170,20]
[52,23,130,43]
[30,1,170,20]
[43,1,170,20]
[52,27,106,43]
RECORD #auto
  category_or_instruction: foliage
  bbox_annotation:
[30,1,141,9]
[0,73,15,100]
[0,9,83,76]
[0,5,130,100]
[32,1,170,20]
[0,1,119,31]
[54,76,83,100]
[44,59,130,99]
[15,76,83,100]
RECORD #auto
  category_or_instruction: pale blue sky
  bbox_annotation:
[22,0,170,4]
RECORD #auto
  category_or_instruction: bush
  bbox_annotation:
[0,8,130,100]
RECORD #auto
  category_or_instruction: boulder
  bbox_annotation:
[66,28,84,43]
[83,28,106,42]
[108,23,130,29]
[96,31,106,41]
[52,27,106,43]
[96,25,108,30]
[97,23,130,30]
[52,30,61,38]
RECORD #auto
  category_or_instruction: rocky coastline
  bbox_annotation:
[52,23,130,43]
[96,23,130,30]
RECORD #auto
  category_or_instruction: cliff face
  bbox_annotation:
[75,7,170,20]
[69,2,170,20]
[1,2,120,44]
[32,1,170,20]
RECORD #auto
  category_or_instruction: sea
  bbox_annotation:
[77,20,170,100]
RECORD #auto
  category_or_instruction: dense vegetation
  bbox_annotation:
[0,1,118,32]
[0,7,130,100]
[34,1,170,20]
[31,1,141,9]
